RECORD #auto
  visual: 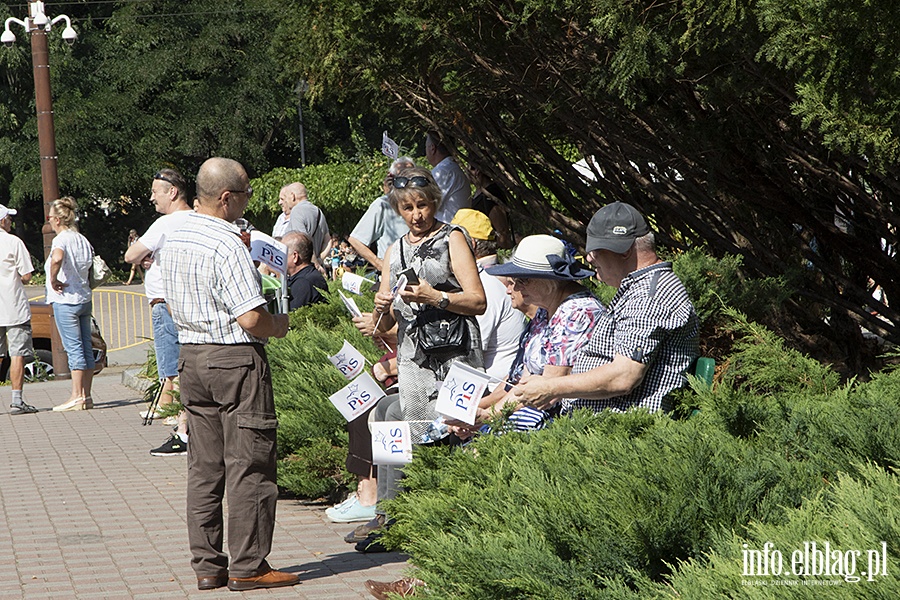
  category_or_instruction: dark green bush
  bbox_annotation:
[375,312,900,598]
[267,281,382,498]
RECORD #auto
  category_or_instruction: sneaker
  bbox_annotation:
[9,402,39,415]
[344,514,389,544]
[325,495,377,523]
[162,415,179,426]
[150,435,187,457]
[330,494,358,512]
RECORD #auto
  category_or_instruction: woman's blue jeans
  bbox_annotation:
[52,302,95,371]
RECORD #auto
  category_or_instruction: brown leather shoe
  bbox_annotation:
[227,568,300,591]
[196,573,228,590]
[364,577,425,600]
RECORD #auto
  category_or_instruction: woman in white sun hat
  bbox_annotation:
[469,234,606,431]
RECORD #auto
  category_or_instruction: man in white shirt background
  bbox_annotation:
[426,131,471,224]
[0,204,37,415]
[125,168,194,455]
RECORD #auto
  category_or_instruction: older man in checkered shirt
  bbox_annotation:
[157,158,299,592]
[515,202,699,414]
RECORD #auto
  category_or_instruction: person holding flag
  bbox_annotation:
[351,167,486,553]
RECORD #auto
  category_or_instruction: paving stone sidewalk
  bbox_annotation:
[0,373,408,599]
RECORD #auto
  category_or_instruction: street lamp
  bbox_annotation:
[3,1,76,260]
[294,80,309,167]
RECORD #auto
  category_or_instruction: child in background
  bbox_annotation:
[340,239,361,271]
[326,234,342,280]
[125,229,143,285]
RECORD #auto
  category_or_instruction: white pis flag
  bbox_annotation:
[342,271,373,295]
[328,371,386,422]
[435,361,493,425]
[328,340,367,381]
[381,131,400,160]
[249,230,288,275]
[338,291,363,318]
[371,420,413,465]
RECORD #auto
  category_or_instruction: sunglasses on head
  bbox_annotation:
[392,176,430,189]
[154,171,179,187]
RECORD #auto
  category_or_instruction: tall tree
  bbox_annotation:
[0,0,323,257]
[276,0,899,367]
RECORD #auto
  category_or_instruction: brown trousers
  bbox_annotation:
[178,343,278,579]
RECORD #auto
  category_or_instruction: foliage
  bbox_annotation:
[377,315,900,598]
[276,0,900,364]
[246,151,399,235]
[266,280,383,498]
[0,0,388,265]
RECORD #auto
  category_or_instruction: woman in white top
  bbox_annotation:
[45,197,96,411]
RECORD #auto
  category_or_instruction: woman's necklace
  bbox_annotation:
[407,222,439,244]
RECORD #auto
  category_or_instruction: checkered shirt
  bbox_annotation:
[157,212,266,345]
[562,262,699,414]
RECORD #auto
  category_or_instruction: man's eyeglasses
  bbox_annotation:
[392,176,430,189]
[154,172,179,187]
[227,186,254,198]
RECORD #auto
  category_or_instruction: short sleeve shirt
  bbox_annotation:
[565,262,699,414]
[522,290,605,376]
[0,229,34,326]
[287,201,330,259]
[45,229,92,305]
[157,212,267,345]
[272,213,290,239]
[139,209,194,302]
[349,196,409,258]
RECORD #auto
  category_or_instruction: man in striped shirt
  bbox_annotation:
[514,202,699,414]
[158,158,298,592]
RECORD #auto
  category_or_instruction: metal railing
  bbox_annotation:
[31,288,151,352]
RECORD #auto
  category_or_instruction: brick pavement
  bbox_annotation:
[0,373,408,599]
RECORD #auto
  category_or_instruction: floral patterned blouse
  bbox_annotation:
[521,289,605,377]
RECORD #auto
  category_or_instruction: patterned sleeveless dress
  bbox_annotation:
[388,223,484,441]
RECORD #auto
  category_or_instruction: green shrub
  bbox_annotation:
[374,312,900,598]
[267,280,383,498]
[246,151,404,235]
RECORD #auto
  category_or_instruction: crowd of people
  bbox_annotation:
[0,131,701,596]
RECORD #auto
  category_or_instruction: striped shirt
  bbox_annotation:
[562,262,699,414]
[158,212,266,345]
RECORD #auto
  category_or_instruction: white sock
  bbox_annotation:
[177,432,188,443]
[11,390,23,405]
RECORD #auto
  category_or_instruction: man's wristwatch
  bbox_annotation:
[437,291,450,309]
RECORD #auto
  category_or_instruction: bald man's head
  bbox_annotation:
[279,182,308,203]
[196,157,249,204]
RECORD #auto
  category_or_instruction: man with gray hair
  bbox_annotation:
[158,157,297,592]
[283,182,330,268]
[281,231,328,309]
[347,157,415,272]
[515,201,699,414]
[0,204,37,415]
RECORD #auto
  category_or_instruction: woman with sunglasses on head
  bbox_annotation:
[45,197,97,411]
[357,167,486,552]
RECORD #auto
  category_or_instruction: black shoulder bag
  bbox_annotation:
[399,236,469,355]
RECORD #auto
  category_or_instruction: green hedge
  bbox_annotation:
[246,151,419,236]
[376,313,900,598]
[267,279,382,499]
[265,250,793,500]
